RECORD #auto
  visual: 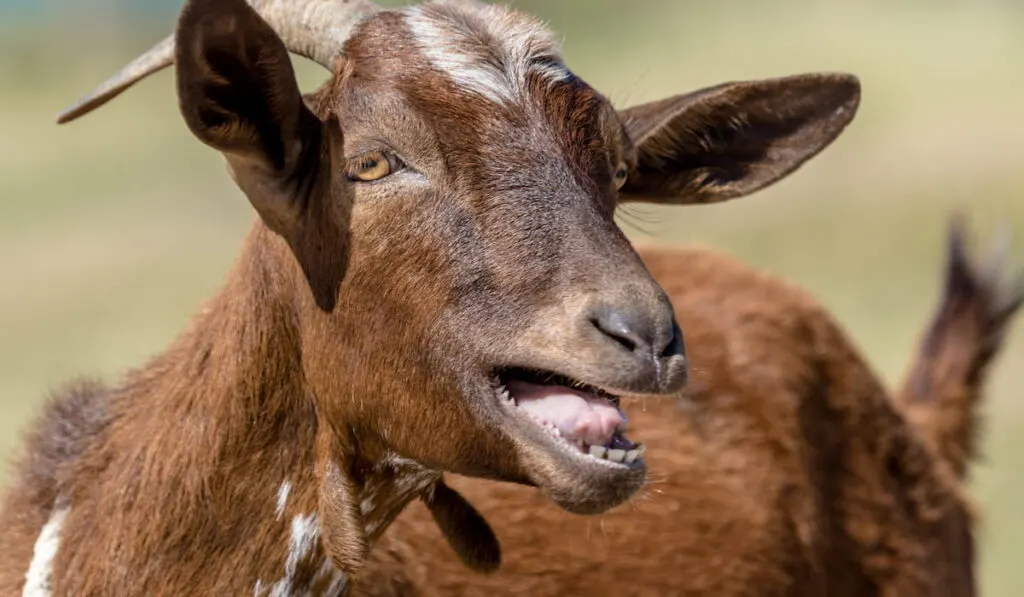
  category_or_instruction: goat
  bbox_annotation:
[352,217,1023,597]
[0,0,861,594]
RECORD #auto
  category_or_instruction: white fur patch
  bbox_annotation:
[255,484,349,596]
[23,507,69,597]
[254,459,431,595]
[312,558,348,595]
[404,1,570,104]
[359,453,440,539]
[270,513,319,596]
[275,481,291,520]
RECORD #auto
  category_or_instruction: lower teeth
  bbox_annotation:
[588,443,644,463]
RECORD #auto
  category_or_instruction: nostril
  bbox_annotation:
[589,309,646,355]
[589,316,638,353]
[659,321,685,359]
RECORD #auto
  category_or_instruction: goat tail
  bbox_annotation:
[896,213,1024,479]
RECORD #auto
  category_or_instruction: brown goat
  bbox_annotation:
[0,0,862,594]
[353,218,1023,597]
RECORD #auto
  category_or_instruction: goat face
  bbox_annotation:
[60,0,860,514]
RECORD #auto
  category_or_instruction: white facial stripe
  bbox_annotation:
[405,9,509,103]
[23,507,69,597]
[403,1,571,105]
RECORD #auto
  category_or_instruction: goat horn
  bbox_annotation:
[56,0,381,125]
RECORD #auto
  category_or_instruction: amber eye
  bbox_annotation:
[345,150,404,182]
[613,161,629,190]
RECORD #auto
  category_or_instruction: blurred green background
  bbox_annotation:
[1,0,1021,592]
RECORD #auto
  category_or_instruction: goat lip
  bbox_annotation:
[489,370,645,470]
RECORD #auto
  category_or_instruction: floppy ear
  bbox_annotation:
[618,72,860,205]
[174,0,346,310]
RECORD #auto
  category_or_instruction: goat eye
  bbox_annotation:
[345,150,404,182]
[613,161,629,190]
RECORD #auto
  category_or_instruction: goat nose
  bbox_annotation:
[589,305,681,359]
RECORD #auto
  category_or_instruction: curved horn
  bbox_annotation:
[56,0,381,125]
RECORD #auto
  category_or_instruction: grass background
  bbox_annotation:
[1,0,1021,592]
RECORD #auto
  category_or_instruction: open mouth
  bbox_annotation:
[491,368,645,466]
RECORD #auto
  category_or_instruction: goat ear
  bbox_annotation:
[617,72,860,205]
[175,0,323,215]
[422,478,501,573]
[175,0,347,311]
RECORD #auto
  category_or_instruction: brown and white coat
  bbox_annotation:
[0,0,860,595]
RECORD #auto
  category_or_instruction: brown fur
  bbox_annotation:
[897,216,1024,479]
[354,221,1021,597]
[1,0,863,594]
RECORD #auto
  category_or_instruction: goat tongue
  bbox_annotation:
[506,380,624,447]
